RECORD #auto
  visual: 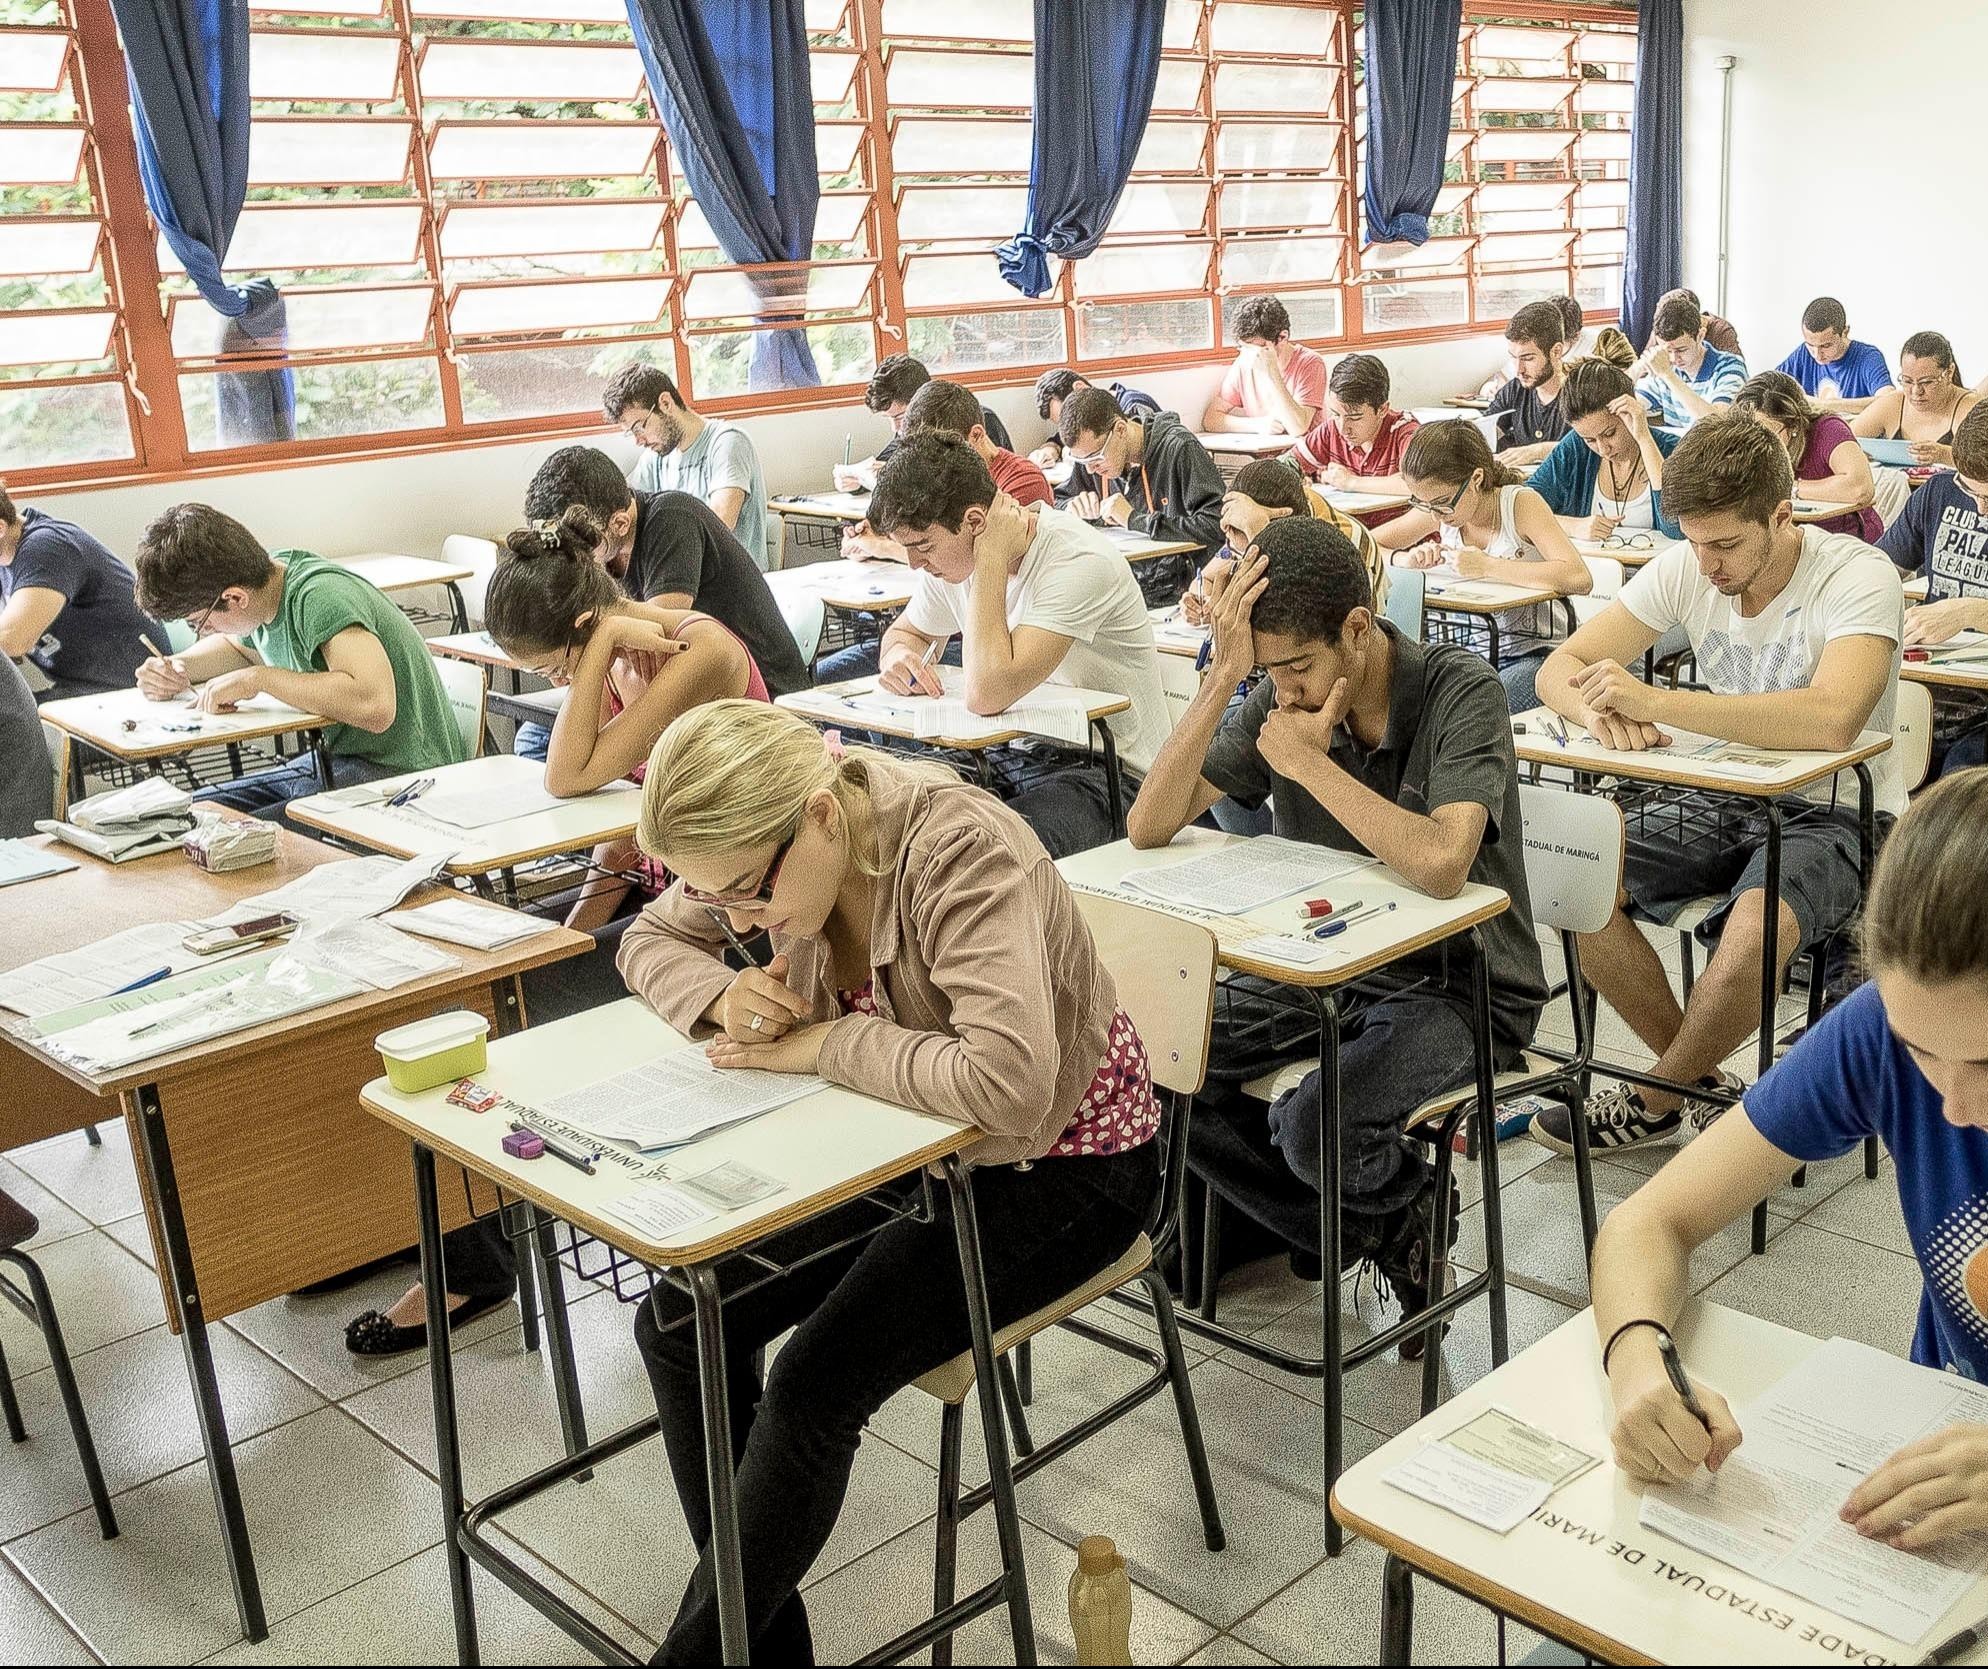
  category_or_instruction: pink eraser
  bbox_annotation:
[501,1130,545,1160]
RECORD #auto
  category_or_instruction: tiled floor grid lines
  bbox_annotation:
[0,928,1915,1665]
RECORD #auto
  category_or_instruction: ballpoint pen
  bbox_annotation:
[388,776,434,808]
[1310,900,1396,939]
[108,965,172,996]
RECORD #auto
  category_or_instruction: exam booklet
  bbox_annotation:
[1639,1336,1988,1645]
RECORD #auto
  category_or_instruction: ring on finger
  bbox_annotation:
[749,1013,764,1033]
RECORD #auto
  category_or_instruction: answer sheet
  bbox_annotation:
[1639,1335,1988,1645]
[544,1047,825,1151]
[845,669,1094,748]
[0,840,76,887]
[393,898,555,950]
[1120,835,1374,916]
[0,921,206,1018]
[412,776,631,831]
[203,852,449,929]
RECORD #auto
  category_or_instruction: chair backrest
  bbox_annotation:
[442,533,501,628]
[1871,466,1912,531]
[1518,783,1626,935]
[777,590,827,664]
[434,655,489,756]
[1157,653,1202,733]
[1893,677,1935,792]
[1073,891,1217,1098]
[1580,554,1625,600]
[1380,566,1425,640]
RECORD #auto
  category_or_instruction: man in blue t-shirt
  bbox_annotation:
[1775,295,1894,414]
[0,486,163,700]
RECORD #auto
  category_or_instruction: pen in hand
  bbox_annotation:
[1657,1330,1710,1427]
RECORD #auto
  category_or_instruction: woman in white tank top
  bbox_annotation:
[1375,419,1594,713]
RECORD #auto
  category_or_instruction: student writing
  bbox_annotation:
[1593,766,1988,1557]
[0,484,163,701]
[615,699,1167,1662]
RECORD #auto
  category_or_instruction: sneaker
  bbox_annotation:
[1375,1171,1462,1363]
[1683,1068,1744,1133]
[1531,1083,1681,1157]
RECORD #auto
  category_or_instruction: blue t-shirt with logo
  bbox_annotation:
[1775,339,1895,402]
[1745,981,1988,1380]
[1876,470,1988,602]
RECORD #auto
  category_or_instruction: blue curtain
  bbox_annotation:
[996,0,1165,299]
[109,0,294,444]
[624,0,821,391]
[1361,0,1463,246]
[1621,0,1684,347]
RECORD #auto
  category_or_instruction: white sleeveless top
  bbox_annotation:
[1440,483,1564,639]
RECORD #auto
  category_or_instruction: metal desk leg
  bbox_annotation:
[414,1142,479,1666]
[1468,929,1509,1362]
[940,1155,1038,1665]
[1485,616,1503,669]
[687,1263,749,1664]
[529,1207,590,1472]
[1312,991,1346,1558]
[1750,804,1784,1256]
[131,1084,268,1643]
[1380,1552,1415,1666]
[446,581,469,634]
[1093,721,1124,839]
[309,729,335,793]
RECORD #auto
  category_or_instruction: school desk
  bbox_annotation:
[769,491,873,560]
[763,556,917,615]
[0,827,587,1644]
[1419,572,1571,668]
[286,753,642,902]
[1334,1301,1988,1666]
[358,999,1031,1666]
[1511,710,1891,1249]
[1058,829,1511,1557]
[334,552,475,632]
[37,685,332,814]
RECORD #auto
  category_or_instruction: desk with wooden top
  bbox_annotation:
[779,675,1134,834]
[1192,431,1294,461]
[1790,498,1871,527]
[1334,1301,1988,1666]
[0,829,588,1643]
[1419,571,1569,668]
[335,552,475,631]
[1512,710,1891,1248]
[37,685,333,813]
[358,1000,1032,1666]
[1058,830,1512,1557]
[1319,487,1414,522]
[286,753,642,900]
[427,628,527,680]
[763,556,916,615]
[1572,535,1672,571]
[769,490,872,559]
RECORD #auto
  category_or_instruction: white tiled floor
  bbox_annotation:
[0,1052,1917,1664]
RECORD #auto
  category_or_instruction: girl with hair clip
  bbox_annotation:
[613,700,1166,1663]
[1593,769,1988,1549]
[1853,330,1979,468]
[484,505,768,934]
[1374,418,1593,711]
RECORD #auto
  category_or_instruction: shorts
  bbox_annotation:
[1621,796,1866,954]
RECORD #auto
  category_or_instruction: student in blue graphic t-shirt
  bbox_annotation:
[1775,295,1895,415]
[1589,769,1988,1553]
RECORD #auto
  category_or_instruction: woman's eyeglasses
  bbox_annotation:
[1407,481,1470,517]
[1601,532,1655,551]
[679,830,796,908]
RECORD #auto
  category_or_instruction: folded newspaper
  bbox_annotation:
[34,777,196,863]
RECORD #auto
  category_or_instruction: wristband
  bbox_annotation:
[1602,1317,1669,1375]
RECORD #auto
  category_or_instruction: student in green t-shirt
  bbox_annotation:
[132,503,468,818]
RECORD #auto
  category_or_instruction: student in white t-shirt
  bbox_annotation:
[1527,414,1904,1160]
[865,431,1170,857]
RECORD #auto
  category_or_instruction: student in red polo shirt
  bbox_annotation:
[1291,353,1419,527]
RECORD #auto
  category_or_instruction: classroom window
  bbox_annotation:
[19,0,1634,489]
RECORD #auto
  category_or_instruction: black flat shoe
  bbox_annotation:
[343,1289,514,1357]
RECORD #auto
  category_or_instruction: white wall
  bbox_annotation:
[34,334,1509,578]
[1682,0,1988,378]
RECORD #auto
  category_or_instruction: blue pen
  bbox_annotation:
[1194,638,1212,672]
[1311,900,1396,939]
[109,965,173,996]
[388,776,434,808]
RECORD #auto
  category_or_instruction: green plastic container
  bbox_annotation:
[375,1011,490,1094]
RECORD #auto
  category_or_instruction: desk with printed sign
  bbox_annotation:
[334,552,475,632]
[0,828,587,1644]
[1512,710,1891,1249]
[357,999,1030,1667]
[1335,1301,1988,1666]
[1058,830,1511,1558]
[285,753,642,901]
[37,685,333,813]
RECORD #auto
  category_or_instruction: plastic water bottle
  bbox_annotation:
[1068,1535,1132,1665]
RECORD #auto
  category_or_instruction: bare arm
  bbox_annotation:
[1798,437,1876,509]
[243,626,396,731]
[0,587,64,659]
[1459,492,1592,596]
[1850,390,1902,440]
[1249,354,1318,438]
[1373,508,1440,552]
[545,613,740,796]
[706,485,746,531]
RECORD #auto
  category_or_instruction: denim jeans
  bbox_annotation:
[1191,980,1478,1250]
[814,635,962,687]
[633,1144,1159,1663]
[513,720,550,762]
[198,750,401,821]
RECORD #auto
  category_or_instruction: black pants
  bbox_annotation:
[633,1142,1159,1664]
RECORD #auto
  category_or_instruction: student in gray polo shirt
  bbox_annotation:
[1128,517,1546,1352]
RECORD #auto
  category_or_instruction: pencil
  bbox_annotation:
[139,633,165,659]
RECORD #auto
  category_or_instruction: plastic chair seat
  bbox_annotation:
[911,1234,1153,1407]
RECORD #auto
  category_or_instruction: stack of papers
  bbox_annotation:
[545,1048,824,1151]
[0,921,219,1018]
[35,777,195,863]
[1384,1406,1598,1532]
[394,898,556,950]
[0,840,77,888]
[1121,836,1373,916]
[202,852,448,929]
[1641,1336,1988,1644]
[844,669,1094,747]
[414,776,622,831]
[278,917,460,991]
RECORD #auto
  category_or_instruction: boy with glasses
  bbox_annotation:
[131,503,468,817]
[1059,385,1226,602]
[602,363,771,571]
